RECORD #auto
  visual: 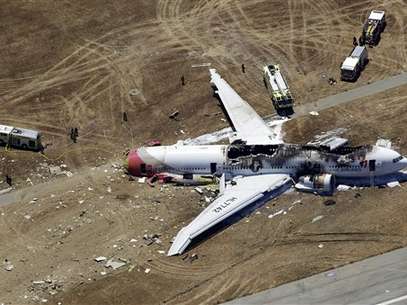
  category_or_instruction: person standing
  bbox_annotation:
[5,175,11,187]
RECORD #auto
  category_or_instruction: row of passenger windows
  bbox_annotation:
[178,168,207,171]
[175,165,364,171]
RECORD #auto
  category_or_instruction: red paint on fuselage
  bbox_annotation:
[127,149,144,176]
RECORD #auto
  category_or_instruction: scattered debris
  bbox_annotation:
[94,256,107,262]
[145,268,151,274]
[337,184,351,191]
[143,234,161,246]
[323,199,336,206]
[387,181,401,188]
[354,193,362,198]
[328,77,337,85]
[64,171,73,178]
[29,278,64,296]
[169,111,179,120]
[312,215,324,223]
[268,209,285,219]
[318,243,324,249]
[49,166,63,176]
[376,138,392,149]
[194,187,203,195]
[138,177,146,184]
[326,271,336,278]
[105,259,126,270]
[129,89,140,96]
[145,139,161,147]
[309,111,319,116]
[191,63,212,68]
[189,253,199,263]
[3,260,14,271]
[116,193,130,200]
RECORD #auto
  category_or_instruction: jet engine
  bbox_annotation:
[295,174,336,195]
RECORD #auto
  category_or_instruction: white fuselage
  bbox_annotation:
[131,143,407,180]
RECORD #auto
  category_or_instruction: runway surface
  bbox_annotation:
[224,246,407,305]
[292,72,407,117]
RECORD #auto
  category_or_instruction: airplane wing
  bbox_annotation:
[210,69,283,145]
[168,174,292,256]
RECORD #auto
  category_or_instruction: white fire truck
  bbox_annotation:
[263,64,294,110]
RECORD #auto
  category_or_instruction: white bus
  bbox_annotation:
[0,125,42,151]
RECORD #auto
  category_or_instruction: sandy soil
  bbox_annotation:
[0,0,407,304]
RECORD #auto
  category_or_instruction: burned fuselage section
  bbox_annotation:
[224,143,373,180]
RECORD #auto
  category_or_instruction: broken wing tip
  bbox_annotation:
[167,228,192,256]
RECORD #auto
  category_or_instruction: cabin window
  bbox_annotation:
[393,156,403,163]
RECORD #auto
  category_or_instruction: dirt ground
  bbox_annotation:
[0,0,407,304]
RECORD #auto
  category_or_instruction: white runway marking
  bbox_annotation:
[375,294,407,305]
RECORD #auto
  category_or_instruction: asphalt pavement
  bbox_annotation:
[264,71,407,122]
[223,247,407,305]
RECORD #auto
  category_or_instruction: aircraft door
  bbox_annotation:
[369,160,376,172]
[210,163,217,174]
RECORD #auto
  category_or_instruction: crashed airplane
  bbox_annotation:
[127,69,407,256]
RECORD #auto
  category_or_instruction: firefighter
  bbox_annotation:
[5,174,12,187]
[70,128,74,142]
[181,75,185,86]
[353,36,358,46]
[70,127,78,143]
[123,111,128,122]
[241,64,246,73]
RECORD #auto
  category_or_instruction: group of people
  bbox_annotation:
[353,36,365,47]
[70,128,79,143]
